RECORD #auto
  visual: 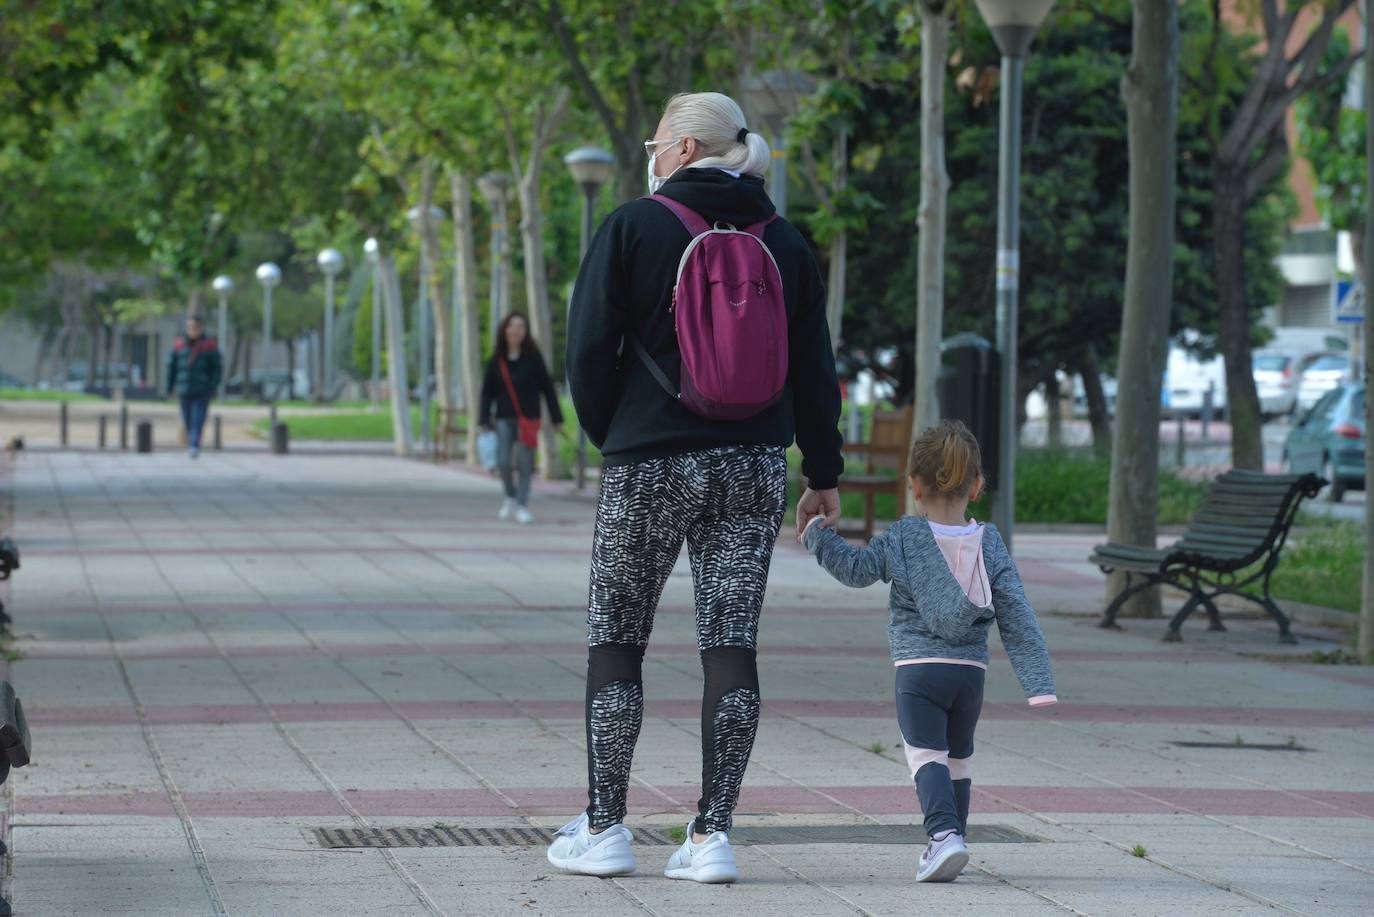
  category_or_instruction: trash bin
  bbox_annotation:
[270,422,289,455]
[938,333,1001,491]
[135,420,154,454]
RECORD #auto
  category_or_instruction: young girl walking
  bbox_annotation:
[802,420,1056,882]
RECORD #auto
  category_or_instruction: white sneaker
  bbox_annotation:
[916,831,968,882]
[546,813,636,877]
[497,498,516,521]
[514,505,534,525]
[664,823,738,884]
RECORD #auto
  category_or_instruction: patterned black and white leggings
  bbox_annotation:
[583,445,787,835]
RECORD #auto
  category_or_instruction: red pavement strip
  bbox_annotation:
[18,641,1237,664]
[26,699,1374,729]
[13,784,1374,819]
[19,544,1102,582]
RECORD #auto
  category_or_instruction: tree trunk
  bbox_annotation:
[1046,372,1063,451]
[514,167,561,479]
[910,0,950,513]
[504,89,570,480]
[380,255,414,457]
[1212,167,1264,470]
[1077,348,1112,455]
[1359,5,1373,661]
[1105,0,1179,620]
[418,161,454,449]
[451,168,483,466]
[825,128,849,349]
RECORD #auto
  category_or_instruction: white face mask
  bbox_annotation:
[646,139,684,194]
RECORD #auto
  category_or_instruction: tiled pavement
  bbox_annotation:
[0,450,1370,916]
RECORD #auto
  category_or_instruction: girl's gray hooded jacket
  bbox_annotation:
[804,517,1055,701]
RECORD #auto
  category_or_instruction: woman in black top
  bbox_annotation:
[550,91,844,883]
[478,312,562,524]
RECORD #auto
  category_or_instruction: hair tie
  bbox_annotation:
[736,127,749,143]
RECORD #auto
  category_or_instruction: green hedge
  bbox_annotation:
[810,449,1206,527]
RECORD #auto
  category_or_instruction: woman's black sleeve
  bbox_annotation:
[566,211,630,447]
[789,247,844,490]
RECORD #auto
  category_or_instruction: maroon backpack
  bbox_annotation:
[632,194,788,421]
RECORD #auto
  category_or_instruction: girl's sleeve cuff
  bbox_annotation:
[1027,694,1058,707]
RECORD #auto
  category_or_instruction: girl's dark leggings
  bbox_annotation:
[895,663,985,838]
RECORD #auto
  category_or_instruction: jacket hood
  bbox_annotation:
[657,168,775,228]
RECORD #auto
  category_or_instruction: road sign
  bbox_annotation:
[1333,279,1364,324]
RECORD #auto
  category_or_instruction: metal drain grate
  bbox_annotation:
[309,823,1043,849]
[1170,741,1313,752]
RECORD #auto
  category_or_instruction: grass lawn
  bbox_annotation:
[251,406,438,440]
[1260,519,1363,615]
[0,388,105,402]
[222,398,373,410]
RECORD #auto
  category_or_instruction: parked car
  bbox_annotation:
[1295,354,1350,413]
[0,370,26,390]
[224,369,310,401]
[1163,339,1227,417]
[1253,352,1297,417]
[1071,373,1118,418]
[1284,382,1365,502]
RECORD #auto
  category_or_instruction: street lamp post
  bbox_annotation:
[477,172,512,352]
[211,275,234,401]
[255,262,281,402]
[407,205,446,455]
[974,0,1056,554]
[364,237,382,409]
[317,248,344,402]
[564,147,616,491]
[742,70,815,218]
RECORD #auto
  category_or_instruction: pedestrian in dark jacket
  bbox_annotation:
[478,312,563,525]
[165,315,222,458]
[550,90,844,885]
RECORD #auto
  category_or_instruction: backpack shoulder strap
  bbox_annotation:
[741,213,780,240]
[646,194,711,237]
[629,335,680,401]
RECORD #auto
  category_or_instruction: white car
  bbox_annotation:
[1163,341,1227,417]
[1253,352,1297,417]
[1296,354,1351,412]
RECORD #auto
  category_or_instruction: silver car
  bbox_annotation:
[1296,354,1350,412]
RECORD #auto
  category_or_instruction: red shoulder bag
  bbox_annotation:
[497,357,541,449]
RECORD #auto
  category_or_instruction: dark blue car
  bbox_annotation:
[1283,382,1365,502]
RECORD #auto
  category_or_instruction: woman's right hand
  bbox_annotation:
[795,488,841,538]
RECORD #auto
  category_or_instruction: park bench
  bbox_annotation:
[838,407,913,541]
[1090,469,1324,644]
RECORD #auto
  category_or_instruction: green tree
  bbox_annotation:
[1296,30,1367,280]
[1198,0,1360,470]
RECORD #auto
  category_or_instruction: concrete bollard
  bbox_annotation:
[1175,412,1186,468]
[135,420,153,454]
[58,401,69,448]
[97,415,108,450]
[119,404,129,450]
[213,415,223,451]
[270,422,289,455]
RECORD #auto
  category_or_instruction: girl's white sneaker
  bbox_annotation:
[514,506,534,525]
[916,831,968,882]
[497,498,516,521]
[663,823,738,884]
[546,813,636,877]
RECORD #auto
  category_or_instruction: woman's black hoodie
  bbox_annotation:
[566,168,844,490]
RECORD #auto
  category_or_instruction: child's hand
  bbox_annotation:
[796,512,832,544]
